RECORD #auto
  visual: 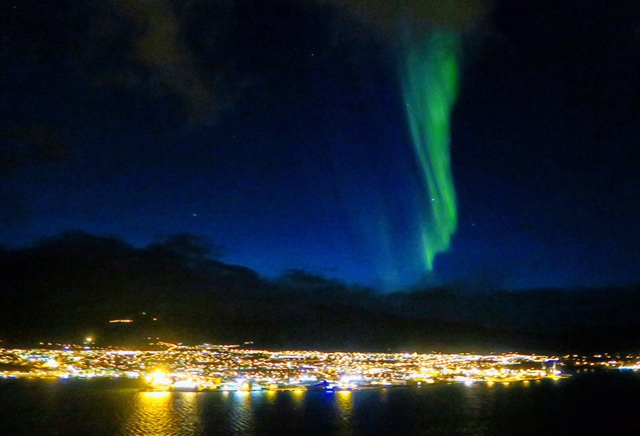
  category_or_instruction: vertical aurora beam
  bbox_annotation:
[401,29,459,271]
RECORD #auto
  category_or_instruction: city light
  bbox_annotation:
[1,343,611,392]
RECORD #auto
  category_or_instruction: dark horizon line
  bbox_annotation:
[2,228,639,294]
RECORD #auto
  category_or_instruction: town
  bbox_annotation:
[0,342,601,391]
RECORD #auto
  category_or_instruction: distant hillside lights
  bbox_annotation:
[108,316,159,324]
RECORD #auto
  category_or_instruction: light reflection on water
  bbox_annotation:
[3,374,640,435]
[123,391,176,435]
[335,390,355,434]
[226,391,254,434]
[123,391,204,435]
[264,389,277,405]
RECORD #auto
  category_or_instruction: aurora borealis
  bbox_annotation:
[335,0,478,273]
[1,0,639,290]
[401,29,460,271]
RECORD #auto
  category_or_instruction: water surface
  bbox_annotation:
[1,373,639,435]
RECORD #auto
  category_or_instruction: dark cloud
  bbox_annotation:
[0,0,243,126]
[149,233,226,262]
[0,0,490,131]
[110,0,237,123]
[329,0,491,38]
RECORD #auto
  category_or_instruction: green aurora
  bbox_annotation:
[401,29,460,271]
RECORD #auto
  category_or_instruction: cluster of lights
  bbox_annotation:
[0,343,582,390]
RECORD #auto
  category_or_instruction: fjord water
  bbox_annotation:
[1,372,639,435]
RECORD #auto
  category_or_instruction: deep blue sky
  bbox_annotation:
[1,0,639,290]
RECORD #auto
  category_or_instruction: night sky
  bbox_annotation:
[1,0,639,291]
